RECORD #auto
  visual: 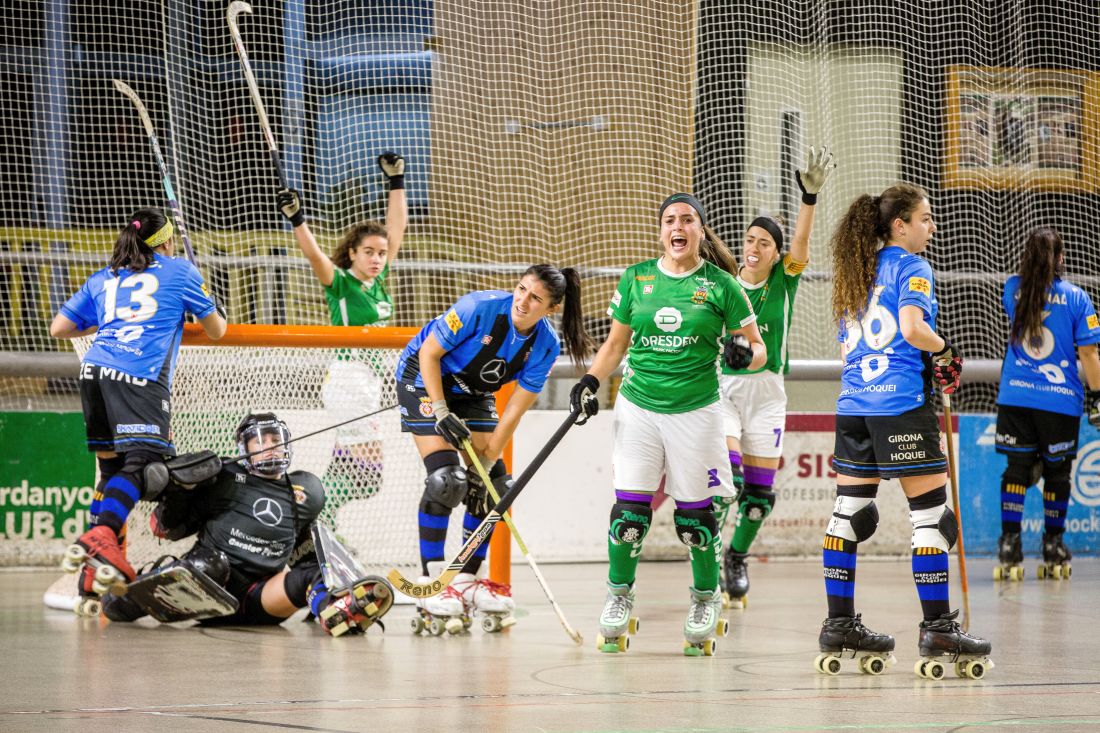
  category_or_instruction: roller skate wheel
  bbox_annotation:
[445,617,465,635]
[813,653,826,673]
[481,616,500,633]
[93,565,124,596]
[859,655,885,675]
[410,616,425,634]
[963,660,986,679]
[716,619,729,637]
[737,595,748,609]
[1037,564,1047,580]
[1065,564,1072,578]
[1010,566,1024,581]
[428,617,447,635]
[1052,565,1063,580]
[627,617,640,635]
[682,641,701,657]
[992,566,1002,581]
[363,602,379,616]
[462,616,473,629]
[374,584,390,599]
[823,655,841,675]
[619,635,629,652]
[720,591,730,609]
[330,621,351,637]
[917,660,945,680]
[62,545,87,569]
[499,615,517,629]
[702,639,716,656]
[75,598,101,617]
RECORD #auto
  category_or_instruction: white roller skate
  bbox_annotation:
[453,572,516,633]
[814,614,896,675]
[596,582,639,653]
[410,574,469,636]
[915,610,994,680]
[683,586,728,657]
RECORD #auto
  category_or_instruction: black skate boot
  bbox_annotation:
[994,531,1024,582]
[916,609,994,679]
[814,614,896,675]
[722,547,750,609]
[1038,530,1072,580]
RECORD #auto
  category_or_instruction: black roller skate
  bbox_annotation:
[814,614,896,676]
[915,610,993,680]
[1037,531,1072,580]
[721,547,749,610]
[993,531,1023,582]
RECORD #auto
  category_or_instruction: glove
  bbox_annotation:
[795,145,835,205]
[722,334,754,371]
[276,186,305,227]
[569,374,600,425]
[432,400,470,447]
[465,469,491,517]
[932,337,963,394]
[377,152,405,190]
[1086,389,1100,428]
[213,295,227,321]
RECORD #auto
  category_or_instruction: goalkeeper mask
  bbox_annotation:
[235,412,292,477]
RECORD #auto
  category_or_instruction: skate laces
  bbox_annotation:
[476,579,511,597]
[604,592,630,622]
[689,594,715,625]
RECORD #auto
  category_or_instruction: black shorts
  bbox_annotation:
[995,404,1080,462]
[396,381,499,436]
[199,571,287,626]
[832,404,947,479]
[79,362,175,455]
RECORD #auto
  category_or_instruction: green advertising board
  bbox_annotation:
[0,413,96,541]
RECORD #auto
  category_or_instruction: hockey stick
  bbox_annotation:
[112,79,198,267]
[226,1,288,187]
[461,439,583,645]
[942,392,971,631]
[388,409,580,599]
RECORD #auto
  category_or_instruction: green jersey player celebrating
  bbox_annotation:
[570,193,766,656]
[715,146,836,608]
[276,153,407,507]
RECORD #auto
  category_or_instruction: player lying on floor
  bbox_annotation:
[101,412,391,635]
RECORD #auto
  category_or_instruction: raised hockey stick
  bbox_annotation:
[112,79,198,267]
[388,409,580,599]
[226,1,288,187]
[461,439,583,645]
[941,392,971,631]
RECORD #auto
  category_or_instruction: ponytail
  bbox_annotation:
[700,224,738,275]
[1011,226,1063,349]
[111,208,169,274]
[522,263,592,373]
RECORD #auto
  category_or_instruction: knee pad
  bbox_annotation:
[609,502,652,545]
[673,507,719,549]
[1003,454,1037,488]
[122,449,168,501]
[910,503,957,552]
[422,452,467,509]
[740,484,777,522]
[180,545,231,586]
[284,563,322,608]
[828,496,878,543]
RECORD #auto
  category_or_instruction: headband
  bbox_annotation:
[659,193,706,228]
[749,216,784,252]
[142,220,174,248]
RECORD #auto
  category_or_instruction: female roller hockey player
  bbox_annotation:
[276,153,407,508]
[49,208,226,614]
[396,264,590,634]
[101,413,390,635]
[714,146,835,609]
[819,183,992,679]
[993,226,1100,582]
[569,193,766,656]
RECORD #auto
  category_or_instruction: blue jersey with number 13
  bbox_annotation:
[837,245,937,416]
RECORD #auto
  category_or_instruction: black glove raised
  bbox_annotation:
[932,337,963,394]
[1086,389,1100,429]
[569,374,600,425]
[722,334,754,371]
[432,400,471,447]
[276,186,305,227]
[377,152,405,190]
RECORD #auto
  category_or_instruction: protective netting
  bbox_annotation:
[6,2,1100,413]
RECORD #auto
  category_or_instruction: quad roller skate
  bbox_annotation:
[814,614,896,676]
[721,547,749,609]
[596,582,639,653]
[453,573,516,633]
[993,531,1024,581]
[1037,531,1072,580]
[61,525,136,617]
[683,586,728,657]
[318,576,394,637]
[915,610,993,680]
[410,579,469,635]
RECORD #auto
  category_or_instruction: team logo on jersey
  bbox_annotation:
[236,472,247,483]
[611,291,622,307]
[252,497,283,527]
[445,309,463,334]
[201,283,210,297]
[419,398,434,417]
[635,275,655,281]
[481,335,493,345]
[161,400,170,413]
[480,358,508,384]
[654,307,683,333]
[691,286,709,305]
[293,485,307,504]
[1089,314,1100,330]
[376,302,393,320]
[908,277,931,296]
[643,285,653,295]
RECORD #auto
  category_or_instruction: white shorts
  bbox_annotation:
[321,358,382,445]
[612,394,734,503]
[719,371,787,458]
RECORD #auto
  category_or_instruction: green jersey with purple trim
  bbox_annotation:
[722,254,804,376]
[609,258,756,414]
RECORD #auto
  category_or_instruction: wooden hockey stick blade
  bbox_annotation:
[388,409,581,599]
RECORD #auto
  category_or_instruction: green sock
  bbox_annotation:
[731,494,771,553]
[608,535,643,586]
[689,537,721,591]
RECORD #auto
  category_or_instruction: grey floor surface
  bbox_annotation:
[2,557,1098,733]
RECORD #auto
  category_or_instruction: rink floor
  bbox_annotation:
[2,557,1098,733]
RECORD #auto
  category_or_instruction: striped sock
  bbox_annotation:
[912,547,950,621]
[1000,479,1027,534]
[823,534,857,618]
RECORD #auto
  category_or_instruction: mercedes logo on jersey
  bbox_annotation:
[480,358,508,385]
[252,497,284,527]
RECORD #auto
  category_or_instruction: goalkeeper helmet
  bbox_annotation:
[235,412,292,477]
